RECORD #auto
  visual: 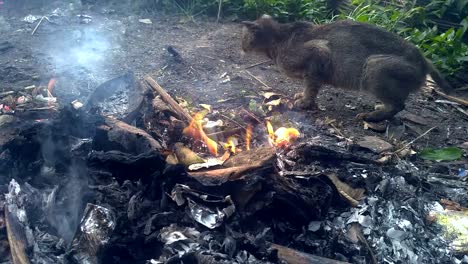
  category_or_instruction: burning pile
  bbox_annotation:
[1,72,465,264]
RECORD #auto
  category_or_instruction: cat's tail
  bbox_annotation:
[425,58,453,94]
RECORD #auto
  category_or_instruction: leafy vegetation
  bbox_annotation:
[153,0,467,81]
[420,147,463,161]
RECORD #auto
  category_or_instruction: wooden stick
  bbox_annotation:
[144,75,192,124]
[104,117,162,151]
[206,127,244,139]
[433,89,468,107]
[189,146,275,182]
[245,70,272,90]
[5,206,31,264]
[31,16,46,36]
[220,113,247,130]
[0,91,15,97]
[426,81,468,107]
[216,0,222,23]
[453,105,468,118]
[245,60,271,69]
[393,126,437,154]
[270,243,350,264]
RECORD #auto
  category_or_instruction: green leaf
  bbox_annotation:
[420,147,464,161]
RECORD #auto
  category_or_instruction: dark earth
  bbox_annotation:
[1,2,467,163]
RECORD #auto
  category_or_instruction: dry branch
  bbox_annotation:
[434,90,468,107]
[31,16,46,36]
[244,70,272,90]
[144,75,193,124]
[102,117,162,153]
[206,127,245,139]
[271,244,350,264]
[245,60,271,69]
[5,207,30,264]
[188,147,276,182]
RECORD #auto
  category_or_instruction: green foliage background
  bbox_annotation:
[151,0,467,84]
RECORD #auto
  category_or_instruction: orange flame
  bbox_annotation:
[224,137,238,154]
[266,120,300,148]
[47,78,56,96]
[183,112,218,156]
[273,127,300,148]
[266,120,275,146]
[246,124,252,151]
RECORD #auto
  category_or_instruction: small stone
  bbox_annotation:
[308,221,322,232]
[357,136,393,153]
[401,112,429,126]
[460,142,468,150]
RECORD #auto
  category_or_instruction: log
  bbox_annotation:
[144,76,193,124]
[188,147,276,183]
[270,244,350,264]
[102,117,162,154]
[5,206,30,264]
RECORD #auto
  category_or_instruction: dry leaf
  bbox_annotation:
[199,104,212,112]
[165,153,179,165]
[326,173,365,207]
[262,92,280,99]
[176,96,188,108]
[174,142,206,166]
[265,98,282,106]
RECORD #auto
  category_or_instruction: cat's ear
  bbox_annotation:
[241,21,259,31]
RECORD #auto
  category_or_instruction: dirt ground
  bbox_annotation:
[1,6,467,169]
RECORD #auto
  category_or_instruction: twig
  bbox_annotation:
[206,127,244,139]
[144,75,193,124]
[0,91,15,97]
[394,126,437,154]
[216,0,222,23]
[245,60,271,69]
[5,206,31,264]
[433,89,468,107]
[220,114,247,131]
[31,16,46,36]
[453,105,468,118]
[244,70,272,90]
[239,107,262,124]
[426,80,468,107]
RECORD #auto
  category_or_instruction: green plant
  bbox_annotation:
[343,0,467,77]
[405,25,468,75]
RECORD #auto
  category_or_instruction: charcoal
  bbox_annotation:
[87,150,165,184]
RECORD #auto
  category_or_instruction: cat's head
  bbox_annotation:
[241,14,280,53]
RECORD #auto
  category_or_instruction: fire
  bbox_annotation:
[266,121,300,148]
[245,124,252,151]
[183,111,218,156]
[47,78,56,96]
[223,137,238,153]
[182,111,299,157]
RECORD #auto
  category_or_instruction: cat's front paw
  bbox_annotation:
[294,92,304,100]
[294,98,317,110]
[355,112,369,120]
